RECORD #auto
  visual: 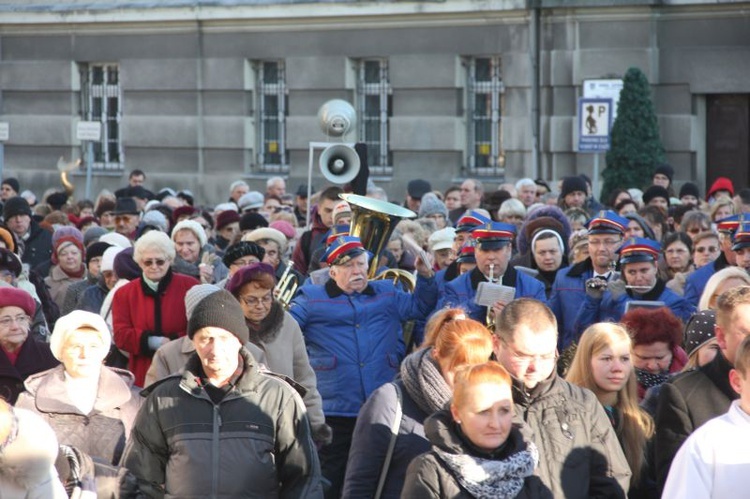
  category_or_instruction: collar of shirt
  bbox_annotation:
[325,278,376,298]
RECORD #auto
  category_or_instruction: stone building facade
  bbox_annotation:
[0,0,748,204]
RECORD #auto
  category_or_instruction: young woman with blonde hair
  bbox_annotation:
[566,322,655,497]
[343,310,494,498]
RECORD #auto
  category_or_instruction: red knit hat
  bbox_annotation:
[52,236,85,266]
[706,177,735,201]
[0,287,36,316]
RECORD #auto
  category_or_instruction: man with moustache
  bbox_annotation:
[289,235,437,499]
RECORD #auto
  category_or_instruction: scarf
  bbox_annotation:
[245,301,285,345]
[400,347,452,414]
[434,442,538,499]
[635,367,671,390]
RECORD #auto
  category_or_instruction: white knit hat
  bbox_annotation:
[50,310,111,361]
[184,284,221,320]
[100,232,133,248]
[171,219,208,248]
[101,246,125,272]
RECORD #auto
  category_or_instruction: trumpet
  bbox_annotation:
[486,264,496,330]
[275,262,299,310]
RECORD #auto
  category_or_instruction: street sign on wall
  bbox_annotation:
[583,78,623,121]
[578,98,613,152]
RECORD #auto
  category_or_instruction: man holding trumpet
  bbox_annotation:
[575,237,694,334]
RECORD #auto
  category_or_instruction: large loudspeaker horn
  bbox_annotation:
[318,99,356,137]
[319,144,361,184]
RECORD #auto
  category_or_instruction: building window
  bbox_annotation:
[466,56,504,175]
[356,59,392,175]
[256,61,288,173]
[80,63,123,171]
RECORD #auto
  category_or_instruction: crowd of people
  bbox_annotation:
[0,165,749,498]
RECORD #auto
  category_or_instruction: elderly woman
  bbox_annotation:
[216,240,265,288]
[0,288,58,404]
[170,219,228,284]
[402,361,549,498]
[244,227,302,286]
[112,231,199,387]
[61,240,111,315]
[698,266,750,311]
[226,263,329,445]
[16,310,141,471]
[45,226,87,310]
[660,232,694,295]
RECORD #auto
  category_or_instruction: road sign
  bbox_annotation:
[0,123,9,142]
[578,98,612,152]
[76,121,101,142]
[583,79,623,121]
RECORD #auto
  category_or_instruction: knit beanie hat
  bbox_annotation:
[560,176,588,199]
[706,177,734,201]
[653,163,674,183]
[113,247,141,280]
[679,182,700,201]
[239,212,268,232]
[52,226,85,265]
[101,246,124,272]
[418,193,449,219]
[171,219,208,248]
[184,283,221,321]
[215,210,240,231]
[3,196,31,221]
[172,206,197,224]
[222,241,266,268]
[642,185,670,206]
[141,210,169,233]
[83,226,107,247]
[85,241,111,266]
[683,310,716,357]
[187,289,249,344]
[1,178,19,195]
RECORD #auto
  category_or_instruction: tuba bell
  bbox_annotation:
[57,156,81,197]
[341,193,418,291]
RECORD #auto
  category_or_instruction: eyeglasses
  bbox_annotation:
[687,227,709,235]
[142,258,167,267]
[695,246,719,253]
[114,215,135,223]
[240,293,273,307]
[0,314,30,329]
[230,258,260,268]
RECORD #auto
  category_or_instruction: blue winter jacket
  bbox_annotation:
[574,280,695,336]
[436,266,546,322]
[289,275,437,417]
[683,253,730,308]
[548,258,597,350]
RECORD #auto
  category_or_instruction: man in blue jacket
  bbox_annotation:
[684,214,741,307]
[548,210,629,350]
[438,221,546,323]
[289,235,437,499]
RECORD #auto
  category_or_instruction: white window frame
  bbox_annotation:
[256,60,288,173]
[80,63,123,171]
[466,56,505,176]
[356,58,392,175]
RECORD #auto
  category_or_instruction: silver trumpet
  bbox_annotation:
[275,262,299,310]
[486,264,496,329]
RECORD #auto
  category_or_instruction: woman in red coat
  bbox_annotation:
[113,230,198,386]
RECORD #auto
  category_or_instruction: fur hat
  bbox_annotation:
[679,182,700,201]
[187,290,249,344]
[516,206,572,256]
[642,185,670,206]
[50,310,111,361]
[95,198,116,218]
[222,241,265,268]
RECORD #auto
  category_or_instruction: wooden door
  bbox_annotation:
[706,94,750,190]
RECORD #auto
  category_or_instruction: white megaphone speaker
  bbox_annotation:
[319,144,360,184]
[317,99,356,138]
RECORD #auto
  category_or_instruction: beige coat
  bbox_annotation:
[44,265,83,310]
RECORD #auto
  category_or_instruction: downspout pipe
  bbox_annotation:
[528,0,542,179]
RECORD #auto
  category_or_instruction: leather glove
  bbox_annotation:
[585,277,607,299]
[607,279,627,300]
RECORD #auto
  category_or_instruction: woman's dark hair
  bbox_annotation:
[638,206,669,241]
[663,231,693,255]
[607,189,631,209]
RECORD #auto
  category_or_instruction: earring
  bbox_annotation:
[455,420,462,425]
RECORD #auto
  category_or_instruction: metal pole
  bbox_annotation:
[85,141,93,200]
[593,153,600,201]
[0,144,4,181]
[306,143,314,228]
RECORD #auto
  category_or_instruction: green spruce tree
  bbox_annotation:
[601,67,665,203]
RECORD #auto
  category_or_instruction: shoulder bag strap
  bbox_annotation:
[374,382,403,499]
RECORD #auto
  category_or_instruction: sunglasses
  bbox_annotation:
[142,258,167,267]
[115,215,135,223]
[695,246,718,253]
[687,227,710,234]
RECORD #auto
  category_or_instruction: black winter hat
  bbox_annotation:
[679,182,700,200]
[222,241,265,268]
[3,196,32,221]
[85,241,111,266]
[47,191,69,211]
[1,178,19,194]
[683,310,716,357]
[560,176,588,199]
[654,163,674,183]
[239,212,268,232]
[642,185,670,206]
[188,289,249,344]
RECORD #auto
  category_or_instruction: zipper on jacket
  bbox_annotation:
[212,405,221,499]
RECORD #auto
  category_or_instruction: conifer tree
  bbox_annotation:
[601,67,665,202]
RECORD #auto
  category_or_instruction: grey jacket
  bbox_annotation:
[17,365,142,466]
[121,347,323,499]
[512,374,632,499]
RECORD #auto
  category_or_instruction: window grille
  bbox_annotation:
[256,61,288,173]
[466,56,504,176]
[356,59,392,175]
[81,63,123,171]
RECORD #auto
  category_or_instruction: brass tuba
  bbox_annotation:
[341,193,418,291]
[275,262,299,310]
[57,156,81,197]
